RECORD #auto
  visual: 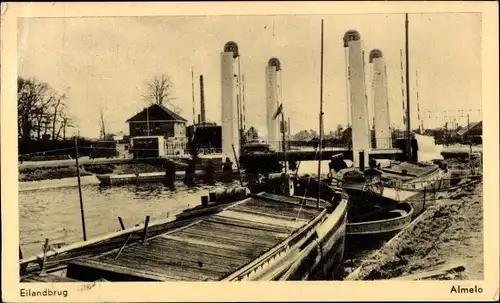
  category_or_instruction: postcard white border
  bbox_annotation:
[2,1,499,302]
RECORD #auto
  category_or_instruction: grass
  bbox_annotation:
[19,166,93,182]
[19,162,168,181]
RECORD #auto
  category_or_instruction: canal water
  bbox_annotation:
[18,160,331,258]
[19,181,240,257]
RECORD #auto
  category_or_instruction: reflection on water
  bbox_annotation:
[19,181,239,257]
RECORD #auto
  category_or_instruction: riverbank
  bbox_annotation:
[18,163,164,182]
[18,158,222,182]
[345,179,483,280]
[19,175,100,192]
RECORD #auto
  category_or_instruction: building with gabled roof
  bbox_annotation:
[456,121,482,137]
[126,104,188,155]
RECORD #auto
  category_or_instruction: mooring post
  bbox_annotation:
[232,144,244,187]
[75,136,87,241]
[19,246,27,276]
[359,151,365,171]
[141,216,150,243]
[38,238,49,276]
[201,195,209,207]
[164,160,176,188]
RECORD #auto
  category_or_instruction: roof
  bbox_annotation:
[126,104,187,123]
[457,121,482,136]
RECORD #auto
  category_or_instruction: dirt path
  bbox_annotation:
[347,179,483,280]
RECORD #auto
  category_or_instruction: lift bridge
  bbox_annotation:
[239,146,404,175]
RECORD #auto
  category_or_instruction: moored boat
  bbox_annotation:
[20,178,349,282]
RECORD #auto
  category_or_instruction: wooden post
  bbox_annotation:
[359,151,365,171]
[201,196,209,207]
[38,238,49,276]
[75,136,87,241]
[118,217,126,230]
[317,19,325,209]
[19,246,27,276]
[141,216,150,243]
[232,144,244,187]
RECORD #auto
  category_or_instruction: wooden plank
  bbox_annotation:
[216,210,308,230]
[93,253,214,281]
[124,239,247,271]
[182,227,277,248]
[237,198,320,215]
[159,234,247,253]
[259,193,331,209]
[22,274,78,283]
[244,197,322,216]
[162,231,267,260]
[116,247,235,277]
[69,258,174,281]
[186,222,285,247]
[157,231,269,259]
[232,204,318,221]
[133,236,253,265]
[98,252,225,281]
[207,215,295,234]
[195,220,289,241]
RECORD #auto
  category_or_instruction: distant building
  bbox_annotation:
[186,122,222,155]
[126,104,188,155]
[456,121,482,144]
[456,121,482,137]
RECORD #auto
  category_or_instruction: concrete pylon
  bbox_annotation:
[343,30,371,167]
[370,49,392,149]
[266,58,281,151]
[221,41,240,166]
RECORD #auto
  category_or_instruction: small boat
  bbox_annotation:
[346,202,413,238]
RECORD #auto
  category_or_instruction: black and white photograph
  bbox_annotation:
[1,1,498,302]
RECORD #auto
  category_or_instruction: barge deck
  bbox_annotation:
[49,193,329,281]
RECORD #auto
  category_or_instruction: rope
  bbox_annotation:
[291,146,321,231]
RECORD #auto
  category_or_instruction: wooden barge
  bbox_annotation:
[20,184,349,282]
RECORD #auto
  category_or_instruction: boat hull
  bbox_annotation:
[275,199,348,280]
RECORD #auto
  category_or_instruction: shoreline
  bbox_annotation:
[18,175,101,192]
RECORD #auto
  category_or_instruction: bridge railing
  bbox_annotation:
[265,140,351,150]
[371,137,397,149]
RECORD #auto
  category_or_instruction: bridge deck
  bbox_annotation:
[240,148,403,164]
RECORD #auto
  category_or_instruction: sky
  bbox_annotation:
[18,13,482,138]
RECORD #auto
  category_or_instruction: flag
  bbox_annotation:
[273,103,283,120]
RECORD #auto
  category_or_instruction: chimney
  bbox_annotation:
[200,75,206,123]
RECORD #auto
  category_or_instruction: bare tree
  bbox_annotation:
[55,111,74,140]
[18,77,72,141]
[143,73,181,114]
[51,93,66,140]
[18,77,54,140]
